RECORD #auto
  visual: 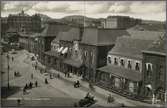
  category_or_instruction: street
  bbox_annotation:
[1,50,153,107]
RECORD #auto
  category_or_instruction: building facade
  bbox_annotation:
[37,21,71,64]
[142,38,166,103]
[7,10,41,33]
[79,28,129,82]
[97,36,154,98]
[102,16,141,29]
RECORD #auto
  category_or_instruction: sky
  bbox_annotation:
[1,1,166,21]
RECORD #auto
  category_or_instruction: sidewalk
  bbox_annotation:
[47,68,163,107]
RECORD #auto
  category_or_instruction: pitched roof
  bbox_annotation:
[127,29,165,41]
[143,37,166,56]
[97,65,141,82]
[6,27,17,33]
[109,36,153,59]
[81,28,130,46]
[40,22,70,37]
[58,27,80,41]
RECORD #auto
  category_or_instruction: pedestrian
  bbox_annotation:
[35,65,37,70]
[107,94,114,103]
[29,82,33,88]
[50,74,52,79]
[25,83,28,89]
[57,73,60,78]
[45,78,48,84]
[31,73,33,79]
[14,71,16,77]
[35,81,38,87]
[12,56,14,62]
[23,87,26,95]
[17,99,21,105]
[67,73,70,78]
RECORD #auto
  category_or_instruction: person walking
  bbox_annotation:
[17,99,21,105]
[23,86,26,95]
[31,73,33,79]
[45,78,48,84]
[12,56,14,62]
[107,94,114,103]
[35,81,38,87]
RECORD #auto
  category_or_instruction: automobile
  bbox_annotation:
[10,49,17,54]
[77,94,96,107]
[31,56,35,61]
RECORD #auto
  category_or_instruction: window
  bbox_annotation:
[159,65,164,81]
[128,60,132,69]
[129,82,134,93]
[84,51,88,57]
[114,57,118,65]
[146,63,152,78]
[108,56,111,64]
[120,59,124,66]
[146,63,152,71]
[135,62,140,71]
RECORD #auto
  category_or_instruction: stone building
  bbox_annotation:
[44,27,82,73]
[97,36,155,98]
[79,28,129,82]
[1,17,8,38]
[18,33,28,49]
[7,10,41,33]
[37,21,70,64]
[102,16,141,29]
[142,37,166,103]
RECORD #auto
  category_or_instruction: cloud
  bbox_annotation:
[2,1,37,12]
[1,1,166,21]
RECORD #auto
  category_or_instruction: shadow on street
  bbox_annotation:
[1,86,21,98]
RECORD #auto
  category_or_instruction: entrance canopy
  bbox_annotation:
[97,65,141,82]
[63,59,83,68]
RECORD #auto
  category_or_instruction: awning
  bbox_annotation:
[145,84,152,90]
[44,50,59,57]
[58,47,64,53]
[63,59,83,68]
[97,65,142,82]
[62,47,68,54]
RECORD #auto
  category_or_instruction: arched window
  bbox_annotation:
[120,59,124,66]
[107,56,111,64]
[146,63,153,78]
[114,57,118,65]
[128,60,132,69]
[135,62,140,71]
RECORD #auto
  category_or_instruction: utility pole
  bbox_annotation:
[7,53,10,89]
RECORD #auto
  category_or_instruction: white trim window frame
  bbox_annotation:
[107,55,112,64]
[146,63,153,71]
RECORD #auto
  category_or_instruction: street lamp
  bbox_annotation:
[6,53,10,89]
